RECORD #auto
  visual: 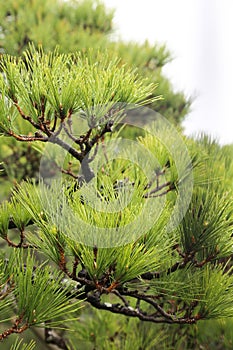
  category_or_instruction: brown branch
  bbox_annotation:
[51,114,58,132]
[143,181,174,198]
[193,253,219,268]
[87,140,99,163]
[121,290,201,323]
[51,161,79,179]
[86,292,198,324]
[144,166,168,190]
[6,107,114,183]
[14,101,40,128]
[5,229,32,249]
[62,121,82,145]
[80,128,92,144]
[112,289,129,307]
[2,219,35,248]
[72,256,80,279]
[61,168,79,180]
[8,130,48,142]
[89,120,113,148]
[57,242,68,274]
[56,250,95,289]
[49,135,83,162]
[0,314,28,340]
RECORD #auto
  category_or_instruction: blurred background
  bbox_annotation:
[103,0,233,145]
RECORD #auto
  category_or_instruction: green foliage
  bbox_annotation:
[68,306,169,350]
[0,0,190,199]
[0,201,11,238]
[198,264,233,319]
[114,40,191,125]
[0,45,157,134]
[10,338,36,350]
[12,178,172,281]
[0,0,114,55]
[63,306,233,350]
[0,1,233,349]
[0,250,82,330]
[196,318,233,349]
[179,186,233,259]
[0,0,190,124]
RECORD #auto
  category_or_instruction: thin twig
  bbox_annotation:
[14,101,39,128]
[143,181,172,198]
[8,130,48,142]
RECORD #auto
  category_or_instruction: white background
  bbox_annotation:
[102,0,233,145]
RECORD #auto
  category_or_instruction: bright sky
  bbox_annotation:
[102,0,233,145]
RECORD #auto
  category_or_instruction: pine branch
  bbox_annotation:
[62,120,82,145]
[0,314,28,341]
[14,101,40,129]
[56,258,203,325]
[48,134,83,162]
[7,130,48,142]
[1,219,35,248]
[143,181,175,198]
[5,229,32,249]
[86,291,199,324]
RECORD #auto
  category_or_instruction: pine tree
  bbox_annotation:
[0,1,233,349]
[0,0,190,201]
